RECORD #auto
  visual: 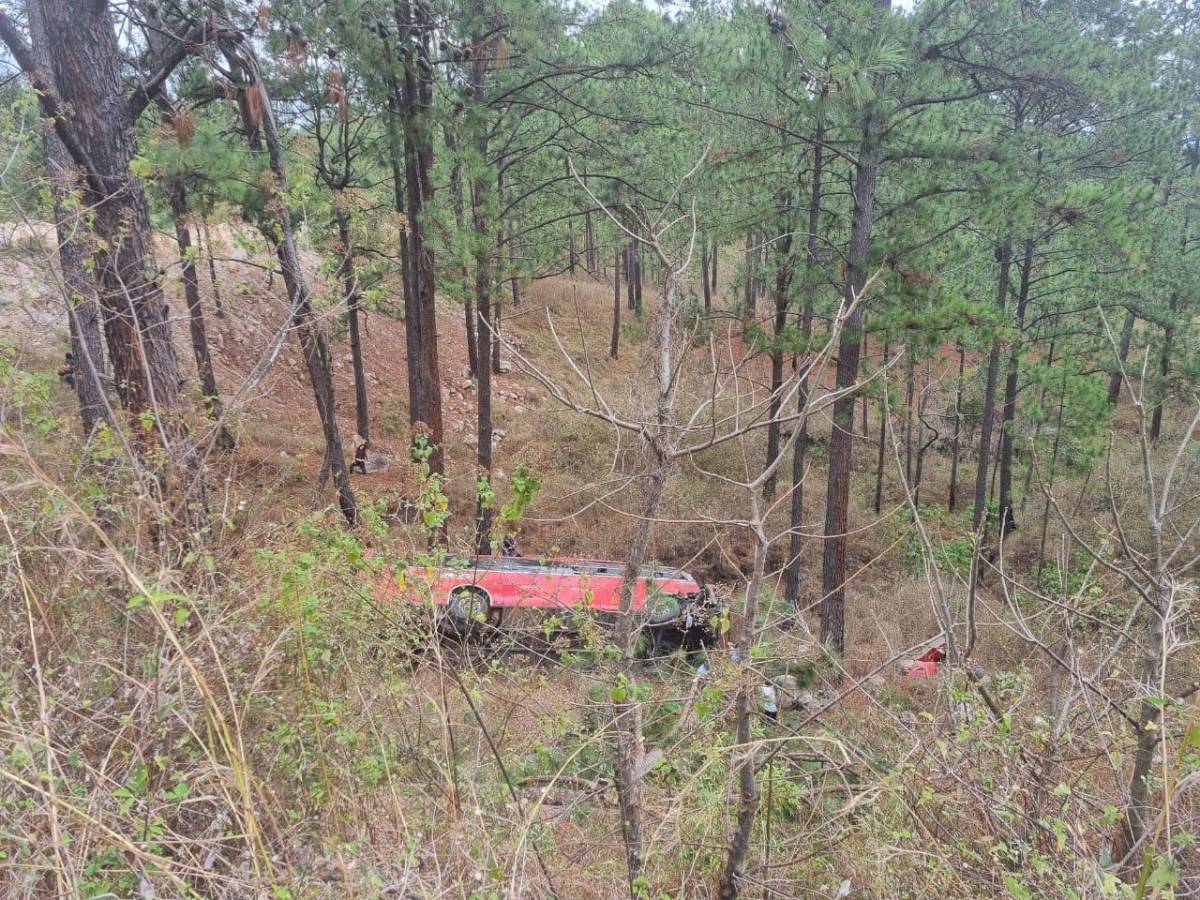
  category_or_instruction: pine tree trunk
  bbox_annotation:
[820,111,880,654]
[18,0,183,430]
[584,210,596,274]
[447,125,478,377]
[873,338,890,515]
[743,232,756,326]
[1106,309,1135,403]
[904,352,915,483]
[28,0,111,440]
[784,129,823,612]
[200,214,225,318]
[170,176,235,451]
[997,238,1034,536]
[393,0,443,474]
[1149,296,1175,442]
[972,239,1012,533]
[224,48,356,525]
[633,247,643,313]
[709,238,718,293]
[700,242,711,313]
[470,24,494,554]
[763,218,796,501]
[1036,370,1067,578]
[948,342,965,512]
[334,207,370,443]
[610,246,621,360]
[1021,340,1055,515]
[626,242,636,311]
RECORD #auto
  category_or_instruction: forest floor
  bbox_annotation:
[0,223,1177,897]
[0,221,1032,676]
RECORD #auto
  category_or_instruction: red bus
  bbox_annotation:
[373,555,725,648]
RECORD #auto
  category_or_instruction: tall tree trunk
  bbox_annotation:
[1149,296,1176,442]
[334,206,370,443]
[200,214,225,318]
[633,246,643,313]
[225,49,356,525]
[709,238,718,294]
[393,0,444,474]
[997,238,1034,536]
[446,124,478,377]
[820,109,881,654]
[972,238,1012,533]
[584,209,596,274]
[27,0,112,440]
[626,242,636,311]
[1036,369,1067,578]
[610,246,621,360]
[743,232,756,326]
[473,245,494,554]
[470,18,494,554]
[13,0,183,435]
[948,342,965,512]
[1021,339,1056,515]
[783,128,823,612]
[763,217,796,501]
[169,176,235,451]
[1106,309,1136,403]
[903,351,915,483]
[873,338,890,515]
[700,242,712,313]
[912,359,937,505]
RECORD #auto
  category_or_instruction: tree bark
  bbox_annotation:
[700,241,712,314]
[470,35,494,555]
[1149,296,1175,442]
[610,246,621,360]
[392,0,444,475]
[169,176,235,451]
[1106,309,1135,404]
[709,238,718,294]
[972,238,1012,533]
[783,128,823,612]
[763,215,796,501]
[996,238,1034,536]
[873,338,891,515]
[446,124,478,377]
[742,232,756,326]
[584,209,596,274]
[13,1,183,433]
[903,351,915,483]
[948,342,965,512]
[820,109,880,654]
[200,214,225,318]
[225,48,356,525]
[333,206,370,443]
[27,0,112,440]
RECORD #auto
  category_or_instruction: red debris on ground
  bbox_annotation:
[904,645,946,679]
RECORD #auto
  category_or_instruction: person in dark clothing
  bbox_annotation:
[350,437,369,474]
[500,534,519,557]
[57,352,75,388]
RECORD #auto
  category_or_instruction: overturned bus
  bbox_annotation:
[373,554,726,653]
